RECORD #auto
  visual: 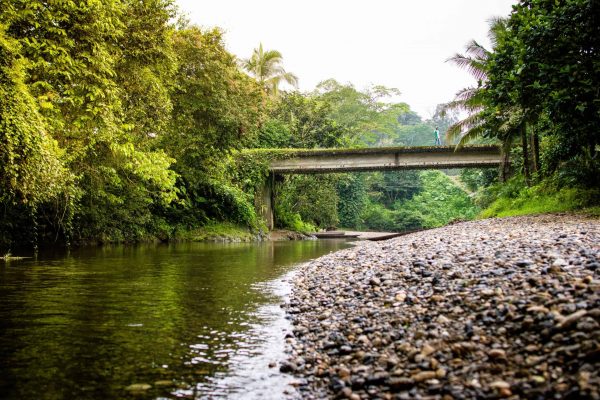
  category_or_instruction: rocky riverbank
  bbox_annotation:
[282,214,600,399]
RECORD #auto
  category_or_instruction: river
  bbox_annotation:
[0,240,350,399]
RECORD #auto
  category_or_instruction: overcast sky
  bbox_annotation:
[176,0,516,119]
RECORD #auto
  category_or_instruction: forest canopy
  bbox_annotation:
[1,0,597,249]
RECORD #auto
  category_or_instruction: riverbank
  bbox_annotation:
[282,213,599,399]
[136,223,314,244]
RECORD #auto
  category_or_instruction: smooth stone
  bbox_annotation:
[388,377,415,391]
[125,384,152,391]
[488,349,507,359]
[412,371,437,382]
[556,309,587,329]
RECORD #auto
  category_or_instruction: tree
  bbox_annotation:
[442,17,508,147]
[397,171,479,228]
[259,91,348,148]
[243,43,298,96]
[1,0,181,244]
[336,174,368,228]
[162,26,266,227]
[115,0,178,146]
[487,0,600,185]
[0,24,71,207]
[312,79,406,146]
[276,175,339,229]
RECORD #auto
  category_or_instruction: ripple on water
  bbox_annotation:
[187,271,299,400]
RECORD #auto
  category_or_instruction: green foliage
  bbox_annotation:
[242,43,298,96]
[202,180,260,230]
[480,181,600,219]
[459,168,498,192]
[255,119,293,148]
[0,1,274,247]
[276,175,339,229]
[553,146,600,188]
[159,26,267,234]
[174,222,258,242]
[166,27,264,160]
[397,171,479,229]
[259,91,348,148]
[357,171,478,232]
[394,124,437,146]
[312,79,412,146]
[360,202,425,232]
[273,204,316,233]
[336,174,368,228]
[368,171,422,208]
[115,0,177,145]
[360,202,399,232]
[0,24,72,206]
[486,0,599,183]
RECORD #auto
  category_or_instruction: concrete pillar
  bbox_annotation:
[255,173,274,230]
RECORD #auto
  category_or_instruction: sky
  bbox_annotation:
[176,0,516,119]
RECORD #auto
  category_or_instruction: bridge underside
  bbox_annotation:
[270,145,501,173]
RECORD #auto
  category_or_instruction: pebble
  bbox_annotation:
[556,309,588,329]
[488,349,507,359]
[412,371,437,382]
[282,215,600,399]
[125,383,151,391]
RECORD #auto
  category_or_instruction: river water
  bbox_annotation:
[0,240,350,399]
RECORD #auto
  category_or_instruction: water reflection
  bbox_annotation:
[0,240,349,399]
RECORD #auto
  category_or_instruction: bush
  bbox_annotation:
[360,203,397,231]
[480,182,600,218]
[399,171,479,228]
[274,204,316,233]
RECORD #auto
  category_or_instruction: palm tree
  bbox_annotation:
[242,43,298,96]
[443,18,507,147]
[445,18,540,183]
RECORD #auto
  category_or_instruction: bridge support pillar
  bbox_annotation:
[255,173,275,230]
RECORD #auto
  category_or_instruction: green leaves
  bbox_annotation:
[242,43,298,96]
[487,0,599,183]
[0,23,72,206]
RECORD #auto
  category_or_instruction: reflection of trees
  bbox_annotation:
[0,241,348,398]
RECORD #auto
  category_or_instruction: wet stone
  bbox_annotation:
[125,383,151,392]
[388,377,415,391]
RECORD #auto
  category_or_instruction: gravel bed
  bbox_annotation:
[282,214,600,399]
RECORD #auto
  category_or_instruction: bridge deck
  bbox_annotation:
[269,145,501,173]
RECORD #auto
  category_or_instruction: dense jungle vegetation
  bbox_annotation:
[1,0,598,250]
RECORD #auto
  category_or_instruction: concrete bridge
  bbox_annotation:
[256,145,502,229]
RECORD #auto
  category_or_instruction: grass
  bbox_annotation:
[480,185,600,218]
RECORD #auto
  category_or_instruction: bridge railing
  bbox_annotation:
[265,145,502,173]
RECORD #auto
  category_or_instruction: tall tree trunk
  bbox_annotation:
[532,130,540,175]
[521,124,530,185]
[500,139,512,182]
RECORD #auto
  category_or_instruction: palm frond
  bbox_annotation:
[445,112,486,143]
[281,71,298,87]
[442,96,484,115]
[446,54,488,81]
[464,40,489,60]
[244,43,297,96]
[456,125,486,147]
[453,87,479,102]
[488,17,508,48]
